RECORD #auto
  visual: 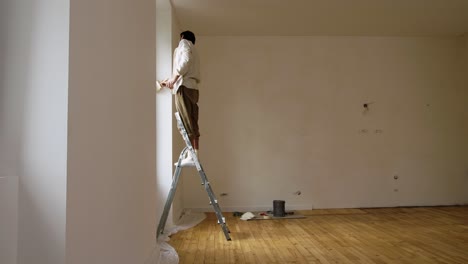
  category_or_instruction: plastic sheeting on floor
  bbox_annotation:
[146,211,206,264]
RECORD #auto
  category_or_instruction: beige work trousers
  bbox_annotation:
[175,86,200,140]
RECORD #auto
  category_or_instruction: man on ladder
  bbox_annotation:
[157,31,231,241]
[160,30,200,167]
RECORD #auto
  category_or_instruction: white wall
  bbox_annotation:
[66,0,156,263]
[183,36,468,210]
[2,1,159,263]
[0,0,20,179]
[170,8,188,223]
[0,176,18,264]
[155,0,182,231]
[1,1,70,264]
[0,1,19,263]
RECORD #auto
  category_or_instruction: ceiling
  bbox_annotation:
[171,0,468,37]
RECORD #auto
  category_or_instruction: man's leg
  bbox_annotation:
[175,86,200,166]
[192,137,199,151]
[188,89,200,155]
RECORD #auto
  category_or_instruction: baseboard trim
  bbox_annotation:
[188,205,313,212]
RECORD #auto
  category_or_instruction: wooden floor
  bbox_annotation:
[168,206,468,264]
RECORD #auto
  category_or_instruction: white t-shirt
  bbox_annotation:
[173,39,200,94]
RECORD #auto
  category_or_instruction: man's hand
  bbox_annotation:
[165,75,180,89]
[159,79,169,89]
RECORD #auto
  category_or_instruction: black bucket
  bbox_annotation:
[273,200,286,217]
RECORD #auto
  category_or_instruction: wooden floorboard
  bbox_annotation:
[169,206,468,264]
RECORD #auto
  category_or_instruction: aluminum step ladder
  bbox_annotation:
[156,112,231,241]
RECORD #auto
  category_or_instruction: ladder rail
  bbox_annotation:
[156,147,188,237]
